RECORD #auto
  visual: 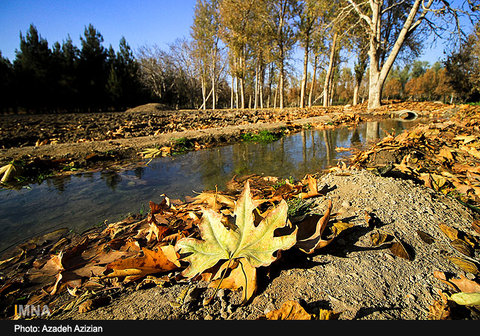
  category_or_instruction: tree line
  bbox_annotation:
[0,24,148,113]
[1,1,479,114]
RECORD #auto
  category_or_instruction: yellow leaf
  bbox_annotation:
[438,223,459,241]
[446,256,479,274]
[263,300,312,320]
[106,247,179,282]
[209,258,256,304]
[450,292,480,306]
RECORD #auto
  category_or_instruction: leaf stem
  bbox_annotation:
[203,258,233,306]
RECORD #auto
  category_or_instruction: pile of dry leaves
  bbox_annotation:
[351,104,480,212]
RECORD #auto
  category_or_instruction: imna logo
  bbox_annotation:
[14,305,51,318]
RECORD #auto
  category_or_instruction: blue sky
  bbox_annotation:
[0,0,197,61]
[0,0,474,67]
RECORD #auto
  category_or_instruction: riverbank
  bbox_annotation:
[0,101,454,186]
[0,101,479,320]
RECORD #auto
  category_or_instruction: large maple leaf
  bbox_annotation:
[176,181,297,302]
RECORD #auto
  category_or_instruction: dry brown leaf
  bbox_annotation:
[450,275,480,293]
[390,241,412,261]
[106,246,179,282]
[472,220,480,234]
[417,230,435,244]
[209,258,256,305]
[317,309,339,320]
[192,192,235,210]
[438,223,459,241]
[450,239,474,257]
[438,147,454,161]
[263,300,312,320]
[295,200,333,253]
[298,175,320,199]
[446,256,479,274]
[371,231,391,247]
[428,291,451,320]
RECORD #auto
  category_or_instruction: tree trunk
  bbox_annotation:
[240,77,245,109]
[323,32,338,107]
[254,64,259,109]
[201,78,206,110]
[367,0,423,109]
[308,54,318,107]
[300,37,309,108]
[230,76,234,109]
[211,46,216,110]
[279,61,284,109]
[259,64,264,109]
[353,85,360,106]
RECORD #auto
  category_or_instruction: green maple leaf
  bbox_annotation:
[176,181,297,279]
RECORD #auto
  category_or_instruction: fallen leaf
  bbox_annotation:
[263,300,312,320]
[295,200,333,253]
[417,230,435,244]
[472,220,480,234]
[192,191,235,210]
[317,309,339,320]
[106,246,179,282]
[428,291,451,320]
[450,239,473,257]
[298,175,320,199]
[449,275,480,293]
[438,223,459,241]
[389,241,412,261]
[446,256,479,274]
[209,258,256,304]
[450,292,480,306]
[371,231,392,247]
[176,182,297,304]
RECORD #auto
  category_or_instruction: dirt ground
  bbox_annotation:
[53,169,479,320]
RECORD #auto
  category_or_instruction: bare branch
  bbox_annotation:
[346,0,373,28]
[382,0,407,14]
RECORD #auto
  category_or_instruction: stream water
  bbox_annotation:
[0,119,422,252]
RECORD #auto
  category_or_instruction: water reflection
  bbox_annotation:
[0,119,419,252]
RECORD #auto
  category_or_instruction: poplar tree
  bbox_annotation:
[191,0,221,110]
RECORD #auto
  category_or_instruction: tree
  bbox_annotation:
[191,0,221,110]
[296,0,324,108]
[78,24,108,111]
[264,0,299,109]
[344,0,476,109]
[444,23,480,102]
[0,52,15,112]
[219,0,258,109]
[13,24,53,112]
[106,37,142,109]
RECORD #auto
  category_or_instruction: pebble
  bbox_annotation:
[263,302,276,315]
